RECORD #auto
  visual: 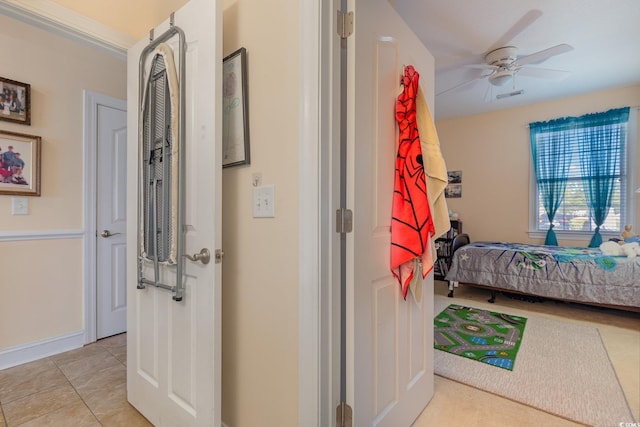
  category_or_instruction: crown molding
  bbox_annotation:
[0,0,135,60]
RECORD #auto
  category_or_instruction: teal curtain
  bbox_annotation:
[578,108,629,247]
[529,121,574,245]
[530,107,629,247]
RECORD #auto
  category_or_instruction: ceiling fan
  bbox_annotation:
[437,10,574,99]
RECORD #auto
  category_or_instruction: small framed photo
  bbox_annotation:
[0,130,41,196]
[222,47,250,168]
[445,184,462,198]
[0,77,31,125]
[447,170,462,184]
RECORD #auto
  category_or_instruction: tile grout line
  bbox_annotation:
[50,349,112,426]
[7,362,89,427]
[1,402,7,427]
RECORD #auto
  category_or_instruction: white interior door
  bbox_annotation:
[97,102,128,339]
[126,0,221,425]
[346,1,436,425]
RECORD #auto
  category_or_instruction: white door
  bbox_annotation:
[346,0,436,425]
[96,102,127,339]
[126,0,221,425]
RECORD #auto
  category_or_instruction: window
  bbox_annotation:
[529,107,630,246]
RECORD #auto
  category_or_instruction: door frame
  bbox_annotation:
[83,90,127,344]
[298,1,340,425]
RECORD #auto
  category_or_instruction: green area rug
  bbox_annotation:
[434,304,527,370]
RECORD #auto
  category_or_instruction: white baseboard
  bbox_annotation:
[0,330,84,370]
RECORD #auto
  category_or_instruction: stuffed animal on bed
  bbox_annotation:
[600,240,640,258]
[621,225,640,243]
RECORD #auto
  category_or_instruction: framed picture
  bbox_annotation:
[445,184,462,198]
[0,77,31,125]
[447,170,462,184]
[222,47,250,168]
[0,130,41,196]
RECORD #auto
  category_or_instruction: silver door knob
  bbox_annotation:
[183,248,211,264]
[101,229,121,238]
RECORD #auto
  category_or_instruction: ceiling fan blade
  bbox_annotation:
[515,44,574,66]
[436,54,486,73]
[483,84,494,103]
[488,9,543,51]
[517,67,571,80]
[436,73,489,96]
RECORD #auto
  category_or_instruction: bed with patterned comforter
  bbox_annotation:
[445,242,640,311]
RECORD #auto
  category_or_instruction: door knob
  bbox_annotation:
[183,248,211,265]
[101,229,121,238]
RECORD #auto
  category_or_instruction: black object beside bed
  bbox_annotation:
[444,236,640,313]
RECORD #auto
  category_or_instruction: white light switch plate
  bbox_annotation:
[253,185,275,218]
[12,197,29,215]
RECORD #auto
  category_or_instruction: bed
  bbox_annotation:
[445,238,640,312]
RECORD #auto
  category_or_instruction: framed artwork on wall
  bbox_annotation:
[222,47,250,168]
[0,77,31,126]
[445,170,462,198]
[0,130,41,196]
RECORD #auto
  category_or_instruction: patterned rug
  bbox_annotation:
[434,304,527,370]
[433,297,635,426]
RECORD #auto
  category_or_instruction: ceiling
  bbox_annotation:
[5,0,639,122]
[47,0,188,39]
[393,0,640,121]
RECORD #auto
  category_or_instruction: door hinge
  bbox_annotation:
[336,402,353,427]
[214,249,224,264]
[336,208,353,234]
[337,10,354,39]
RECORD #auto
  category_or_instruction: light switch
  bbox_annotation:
[253,185,275,218]
[12,197,29,215]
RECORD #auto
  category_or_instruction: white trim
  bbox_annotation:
[299,1,341,425]
[0,0,133,59]
[626,109,638,230]
[527,230,620,241]
[298,1,321,425]
[82,90,127,344]
[0,229,83,242]
[0,330,84,370]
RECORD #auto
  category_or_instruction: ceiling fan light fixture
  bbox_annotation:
[489,69,513,86]
[485,46,519,66]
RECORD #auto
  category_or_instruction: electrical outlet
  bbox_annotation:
[12,197,29,215]
[253,185,275,218]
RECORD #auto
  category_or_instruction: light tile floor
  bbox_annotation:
[0,333,150,427]
[1,284,638,427]
[413,283,640,427]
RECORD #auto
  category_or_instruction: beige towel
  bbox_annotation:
[416,85,450,240]
[408,84,449,303]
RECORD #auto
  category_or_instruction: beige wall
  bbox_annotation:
[437,85,640,247]
[1,2,300,423]
[49,0,188,39]
[0,14,126,348]
[221,1,299,426]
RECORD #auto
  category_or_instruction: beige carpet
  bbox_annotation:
[434,299,635,427]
